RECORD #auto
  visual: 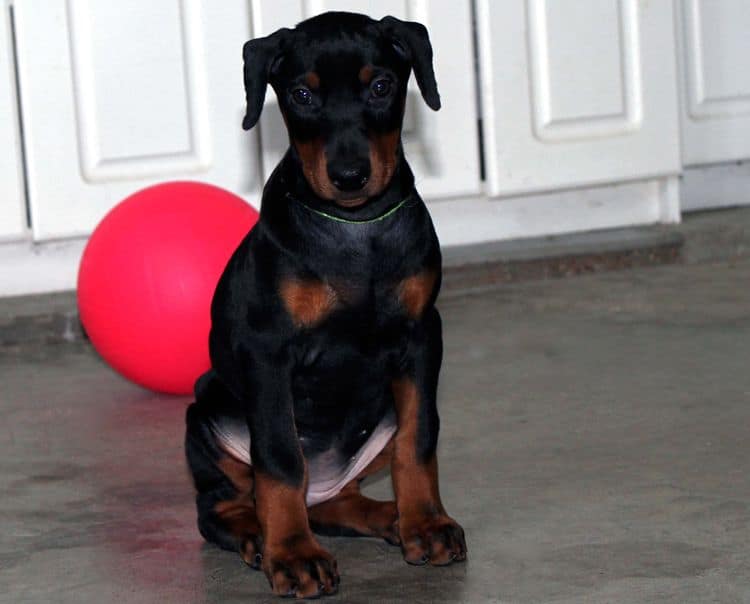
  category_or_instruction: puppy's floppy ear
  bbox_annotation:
[379,16,440,111]
[242,28,291,130]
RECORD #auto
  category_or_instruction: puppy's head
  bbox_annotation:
[241,12,440,207]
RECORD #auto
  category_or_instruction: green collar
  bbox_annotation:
[293,193,413,224]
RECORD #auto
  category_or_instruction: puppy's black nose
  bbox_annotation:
[329,164,370,192]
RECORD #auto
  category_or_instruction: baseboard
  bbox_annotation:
[681,161,750,211]
[430,175,680,247]
[0,238,86,297]
[442,224,683,294]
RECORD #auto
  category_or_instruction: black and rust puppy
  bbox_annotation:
[185,11,466,598]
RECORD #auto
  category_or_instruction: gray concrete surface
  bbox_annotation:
[680,207,750,265]
[2,258,750,603]
[442,224,683,267]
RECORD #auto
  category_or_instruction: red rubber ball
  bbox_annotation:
[77,181,258,395]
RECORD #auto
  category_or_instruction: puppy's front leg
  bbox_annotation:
[246,357,339,597]
[391,307,467,566]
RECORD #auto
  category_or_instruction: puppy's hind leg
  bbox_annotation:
[308,439,400,545]
[308,481,400,546]
[185,377,263,568]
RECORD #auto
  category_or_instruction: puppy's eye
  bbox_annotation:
[370,78,392,98]
[291,87,312,105]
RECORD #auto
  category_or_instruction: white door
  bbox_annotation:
[676,0,750,166]
[476,0,681,197]
[251,0,481,201]
[12,0,262,241]
[0,4,26,241]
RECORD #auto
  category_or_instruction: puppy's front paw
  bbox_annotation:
[399,513,467,566]
[263,535,339,599]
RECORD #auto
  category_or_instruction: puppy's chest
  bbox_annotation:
[279,267,438,329]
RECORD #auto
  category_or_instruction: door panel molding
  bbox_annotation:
[526,0,642,142]
[13,0,261,240]
[0,5,27,241]
[681,0,750,120]
[66,0,212,182]
[677,0,750,166]
[477,0,680,196]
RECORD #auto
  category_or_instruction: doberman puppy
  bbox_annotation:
[185,11,466,598]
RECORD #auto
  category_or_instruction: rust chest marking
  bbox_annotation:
[279,278,338,328]
[397,269,437,319]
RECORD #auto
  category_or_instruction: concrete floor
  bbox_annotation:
[2,258,750,603]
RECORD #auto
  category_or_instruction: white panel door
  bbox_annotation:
[13,0,262,241]
[477,0,681,197]
[677,0,750,166]
[0,4,26,241]
[251,0,481,201]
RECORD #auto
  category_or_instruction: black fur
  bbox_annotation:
[186,9,446,561]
